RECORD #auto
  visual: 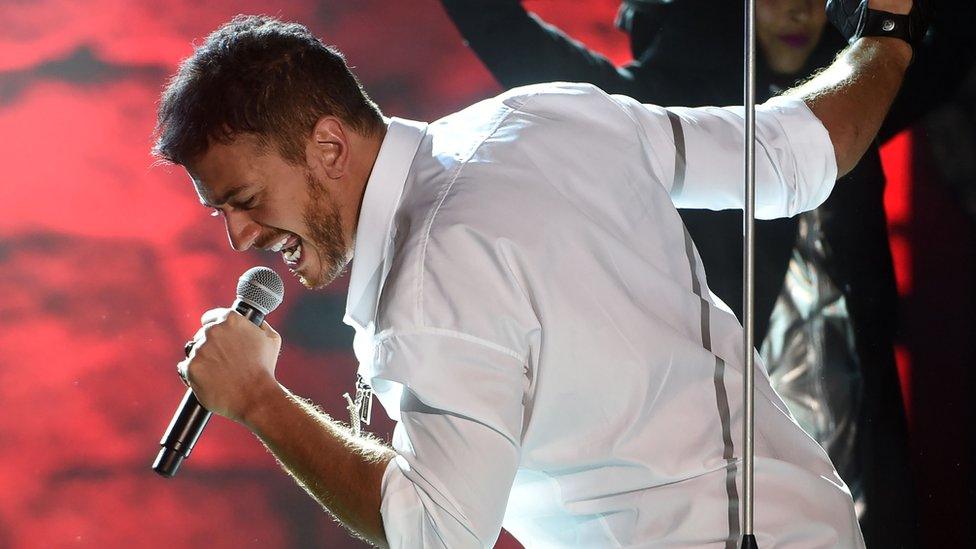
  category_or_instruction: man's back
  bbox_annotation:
[360,83,862,547]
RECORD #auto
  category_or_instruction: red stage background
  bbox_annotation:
[0,1,971,547]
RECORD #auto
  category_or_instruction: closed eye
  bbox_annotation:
[207,196,258,216]
[200,186,262,215]
[238,195,259,210]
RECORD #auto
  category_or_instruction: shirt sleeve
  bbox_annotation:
[611,94,838,219]
[367,330,526,549]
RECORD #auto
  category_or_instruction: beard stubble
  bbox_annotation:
[299,170,350,289]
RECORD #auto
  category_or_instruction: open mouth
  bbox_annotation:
[267,234,304,269]
[282,240,303,267]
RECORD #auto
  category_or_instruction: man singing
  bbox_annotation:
[157,0,923,546]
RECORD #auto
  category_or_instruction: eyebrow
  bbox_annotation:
[199,184,248,208]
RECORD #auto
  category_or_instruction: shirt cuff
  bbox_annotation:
[380,454,487,549]
[760,96,838,216]
[380,456,426,548]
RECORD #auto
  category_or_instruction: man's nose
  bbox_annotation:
[224,210,261,251]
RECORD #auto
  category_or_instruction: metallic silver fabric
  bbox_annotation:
[761,209,865,515]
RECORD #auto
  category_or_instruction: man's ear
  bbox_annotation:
[307,116,348,180]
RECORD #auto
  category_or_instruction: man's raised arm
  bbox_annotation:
[612,0,929,220]
[789,0,919,177]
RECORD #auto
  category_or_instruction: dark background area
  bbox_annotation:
[0,1,972,547]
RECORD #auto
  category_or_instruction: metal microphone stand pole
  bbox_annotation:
[741,0,758,546]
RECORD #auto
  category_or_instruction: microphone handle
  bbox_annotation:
[152,299,266,478]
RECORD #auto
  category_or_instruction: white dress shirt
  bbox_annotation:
[343,82,863,548]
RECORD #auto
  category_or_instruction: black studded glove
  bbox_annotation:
[826,0,932,51]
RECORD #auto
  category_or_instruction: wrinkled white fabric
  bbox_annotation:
[343,83,862,548]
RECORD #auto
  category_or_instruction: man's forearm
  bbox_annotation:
[787,36,912,177]
[242,381,395,547]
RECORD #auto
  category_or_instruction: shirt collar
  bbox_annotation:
[343,117,427,332]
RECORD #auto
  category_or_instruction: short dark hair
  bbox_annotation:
[153,15,383,166]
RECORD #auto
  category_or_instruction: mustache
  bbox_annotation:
[254,231,293,250]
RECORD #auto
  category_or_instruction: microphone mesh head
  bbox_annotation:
[236,267,284,314]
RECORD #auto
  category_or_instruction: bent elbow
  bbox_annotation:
[830,121,869,179]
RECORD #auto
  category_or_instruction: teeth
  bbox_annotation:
[283,242,302,262]
[269,235,289,252]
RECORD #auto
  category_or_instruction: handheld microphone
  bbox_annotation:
[152,266,285,478]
